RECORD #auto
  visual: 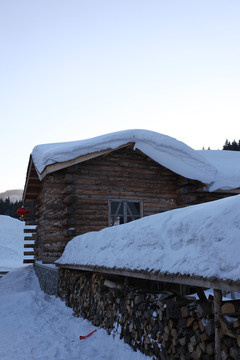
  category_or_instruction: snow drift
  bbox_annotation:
[0,215,25,271]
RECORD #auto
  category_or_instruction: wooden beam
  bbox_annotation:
[214,289,222,360]
[24,228,37,233]
[24,235,37,241]
[39,143,135,180]
[24,244,35,249]
[24,251,37,256]
[24,221,38,226]
[23,259,35,264]
[55,264,240,293]
[24,191,40,198]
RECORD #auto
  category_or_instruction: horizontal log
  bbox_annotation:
[23,259,35,264]
[24,202,39,208]
[24,228,37,233]
[24,191,40,198]
[23,219,38,225]
[24,244,35,249]
[24,251,37,256]
[24,195,39,201]
[24,235,37,240]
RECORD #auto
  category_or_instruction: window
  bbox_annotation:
[109,200,142,226]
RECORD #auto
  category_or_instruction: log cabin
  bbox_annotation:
[22,129,240,264]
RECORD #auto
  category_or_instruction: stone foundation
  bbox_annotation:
[34,262,59,295]
[57,268,240,360]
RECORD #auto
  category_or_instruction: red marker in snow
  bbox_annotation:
[79,330,97,340]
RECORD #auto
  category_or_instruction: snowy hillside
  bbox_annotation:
[0,215,25,271]
[0,189,23,202]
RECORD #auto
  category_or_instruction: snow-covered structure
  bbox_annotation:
[57,194,240,291]
[23,129,240,264]
[22,129,240,359]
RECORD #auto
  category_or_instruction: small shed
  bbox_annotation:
[22,129,240,264]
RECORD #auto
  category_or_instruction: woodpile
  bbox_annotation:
[57,268,240,360]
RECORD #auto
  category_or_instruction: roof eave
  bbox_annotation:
[37,142,135,180]
[55,263,240,293]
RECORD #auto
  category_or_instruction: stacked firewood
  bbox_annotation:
[58,269,240,360]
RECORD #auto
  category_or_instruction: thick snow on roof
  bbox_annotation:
[32,129,217,186]
[197,150,240,191]
[57,195,240,283]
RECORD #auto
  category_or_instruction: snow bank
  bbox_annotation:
[0,215,25,271]
[0,266,147,360]
[57,195,240,282]
[32,129,217,185]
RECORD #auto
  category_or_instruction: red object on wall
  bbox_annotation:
[16,206,30,220]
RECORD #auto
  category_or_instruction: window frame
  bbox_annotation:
[108,199,143,226]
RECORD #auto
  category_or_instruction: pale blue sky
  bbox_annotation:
[1,0,239,192]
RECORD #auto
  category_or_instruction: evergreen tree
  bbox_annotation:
[0,198,23,219]
[223,139,240,151]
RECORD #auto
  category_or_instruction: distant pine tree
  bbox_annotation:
[223,139,240,151]
[0,197,23,219]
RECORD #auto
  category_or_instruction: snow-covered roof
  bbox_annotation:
[197,149,240,191]
[31,129,240,191]
[57,195,240,284]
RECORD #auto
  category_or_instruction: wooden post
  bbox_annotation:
[124,276,129,296]
[214,289,222,360]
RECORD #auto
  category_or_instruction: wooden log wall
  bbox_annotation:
[34,146,234,263]
[58,268,240,360]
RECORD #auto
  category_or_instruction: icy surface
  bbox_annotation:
[32,129,217,185]
[57,195,240,282]
[0,266,147,360]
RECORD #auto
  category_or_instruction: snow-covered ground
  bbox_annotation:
[0,266,147,360]
[0,215,147,360]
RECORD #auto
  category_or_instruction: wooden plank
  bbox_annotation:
[24,244,35,249]
[24,219,38,224]
[24,235,37,240]
[24,251,37,256]
[24,228,37,233]
[24,203,39,208]
[24,191,40,198]
[56,264,240,293]
[23,259,35,264]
